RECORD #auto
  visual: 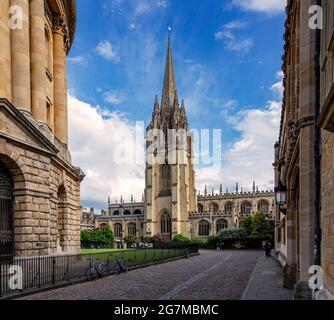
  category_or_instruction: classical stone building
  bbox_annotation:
[0,0,83,258]
[274,0,334,300]
[96,36,275,242]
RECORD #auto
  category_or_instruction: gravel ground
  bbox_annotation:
[18,250,262,300]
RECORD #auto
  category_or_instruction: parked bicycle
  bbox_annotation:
[85,258,108,279]
[115,255,128,275]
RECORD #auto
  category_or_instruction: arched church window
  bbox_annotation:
[160,211,171,237]
[258,200,269,215]
[224,202,233,214]
[134,210,142,215]
[216,219,228,233]
[114,224,122,238]
[124,210,131,215]
[241,201,252,215]
[113,210,120,216]
[198,203,203,213]
[198,220,210,236]
[127,223,136,237]
[210,202,219,213]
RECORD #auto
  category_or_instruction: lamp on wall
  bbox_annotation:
[274,180,287,206]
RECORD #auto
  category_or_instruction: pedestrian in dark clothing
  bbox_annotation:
[216,239,224,251]
[264,240,272,258]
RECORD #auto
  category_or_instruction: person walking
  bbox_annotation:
[264,240,272,258]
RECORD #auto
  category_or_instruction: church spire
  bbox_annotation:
[161,33,177,115]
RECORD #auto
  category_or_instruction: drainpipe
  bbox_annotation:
[314,0,322,268]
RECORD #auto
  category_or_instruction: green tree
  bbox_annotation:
[80,226,114,244]
[240,215,253,236]
[217,228,247,241]
[250,212,274,240]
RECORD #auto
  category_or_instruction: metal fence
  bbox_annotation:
[0,243,198,298]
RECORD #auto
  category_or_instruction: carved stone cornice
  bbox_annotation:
[52,15,71,51]
[46,0,76,53]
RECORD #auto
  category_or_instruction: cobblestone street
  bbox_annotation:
[19,250,264,300]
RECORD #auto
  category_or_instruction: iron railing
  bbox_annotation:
[0,244,198,298]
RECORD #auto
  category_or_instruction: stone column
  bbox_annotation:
[53,16,68,144]
[30,0,46,123]
[0,0,12,100]
[10,0,31,112]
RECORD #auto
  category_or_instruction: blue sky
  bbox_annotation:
[67,0,286,209]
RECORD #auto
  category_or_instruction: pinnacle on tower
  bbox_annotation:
[161,34,177,114]
[154,95,160,113]
[172,90,179,112]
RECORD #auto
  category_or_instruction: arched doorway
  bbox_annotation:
[160,211,171,240]
[0,161,13,260]
[56,184,67,254]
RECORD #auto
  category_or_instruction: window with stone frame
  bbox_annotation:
[114,223,122,238]
[241,201,252,215]
[224,202,233,214]
[258,200,269,215]
[216,219,228,233]
[160,211,171,236]
[198,203,204,213]
[127,223,136,237]
[198,220,210,236]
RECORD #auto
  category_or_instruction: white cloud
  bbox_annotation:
[232,0,286,13]
[68,55,88,66]
[103,90,125,105]
[196,75,283,194]
[215,20,253,53]
[96,41,117,61]
[270,71,284,98]
[225,38,253,52]
[68,95,145,209]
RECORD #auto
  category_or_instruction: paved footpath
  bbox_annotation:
[19,250,261,300]
[242,255,293,300]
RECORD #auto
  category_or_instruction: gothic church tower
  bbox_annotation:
[144,35,196,239]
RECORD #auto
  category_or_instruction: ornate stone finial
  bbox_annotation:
[120,195,123,203]
[253,181,256,192]
[212,189,214,196]
[108,196,111,206]
[220,184,223,195]
[204,185,207,196]
[131,194,133,203]
[236,182,239,193]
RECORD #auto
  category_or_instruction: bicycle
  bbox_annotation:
[115,256,128,275]
[85,258,108,280]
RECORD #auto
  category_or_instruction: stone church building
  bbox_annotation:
[96,37,275,242]
[0,0,83,259]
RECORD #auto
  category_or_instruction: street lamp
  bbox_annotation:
[275,180,287,206]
